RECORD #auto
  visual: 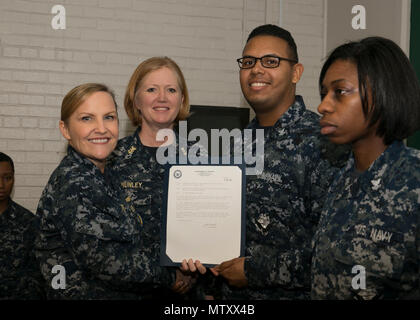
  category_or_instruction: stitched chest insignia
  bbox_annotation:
[371,178,381,191]
[257,213,270,229]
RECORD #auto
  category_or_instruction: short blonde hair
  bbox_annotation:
[61,83,117,123]
[124,57,190,127]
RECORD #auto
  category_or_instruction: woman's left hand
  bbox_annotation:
[180,258,207,274]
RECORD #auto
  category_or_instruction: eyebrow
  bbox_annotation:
[242,53,279,57]
[76,112,113,118]
[322,78,348,88]
[331,79,347,84]
[149,83,178,87]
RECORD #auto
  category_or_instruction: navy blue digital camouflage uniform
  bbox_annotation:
[109,126,208,299]
[311,140,420,299]
[0,200,45,299]
[35,146,175,299]
[109,126,180,245]
[220,95,349,299]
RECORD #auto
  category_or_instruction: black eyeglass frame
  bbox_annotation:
[236,55,298,69]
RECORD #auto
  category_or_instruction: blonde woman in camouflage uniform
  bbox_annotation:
[110,57,206,299]
[35,83,195,299]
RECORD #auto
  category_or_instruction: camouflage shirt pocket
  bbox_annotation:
[334,227,406,280]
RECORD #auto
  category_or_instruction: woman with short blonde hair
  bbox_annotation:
[110,57,205,299]
[124,56,190,128]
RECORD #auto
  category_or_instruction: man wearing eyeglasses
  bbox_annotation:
[211,24,349,300]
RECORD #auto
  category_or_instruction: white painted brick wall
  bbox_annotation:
[1,0,325,213]
[282,0,325,113]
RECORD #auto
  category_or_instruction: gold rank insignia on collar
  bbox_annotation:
[128,146,136,155]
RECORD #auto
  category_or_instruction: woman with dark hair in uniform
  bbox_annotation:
[0,152,45,299]
[312,37,420,299]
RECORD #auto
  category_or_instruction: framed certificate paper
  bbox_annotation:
[160,164,246,267]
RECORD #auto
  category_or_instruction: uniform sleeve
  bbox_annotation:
[55,190,175,292]
[308,140,350,224]
[415,210,420,298]
[20,215,47,299]
[244,245,311,290]
[308,153,341,229]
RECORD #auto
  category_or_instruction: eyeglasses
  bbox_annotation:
[236,55,297,69]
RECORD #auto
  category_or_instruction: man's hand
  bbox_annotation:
[211,257,248,288]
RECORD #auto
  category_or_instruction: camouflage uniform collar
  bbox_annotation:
[248,95,306,131]
[109,127,144,162]
[0,199,18,222]
[341,140,405,195]
[132,126,143,149]
[274,95,306,129]
[131,125,185,152]
[66,145,104,175]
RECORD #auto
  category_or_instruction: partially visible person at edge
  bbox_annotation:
[311,36,420,299]
[0,152,45,299]
[35,83,201,299]
[108,57,207,299]
[211,24,350,299]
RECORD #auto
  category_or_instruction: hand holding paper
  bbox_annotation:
[211,257,248,288]
[180,258,207,274]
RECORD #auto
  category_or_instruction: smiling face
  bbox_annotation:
[0,161,14,204]
[318,59,375,146]
[59,91,118,172]
[135,67,183,132]
[239,35,302,117]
